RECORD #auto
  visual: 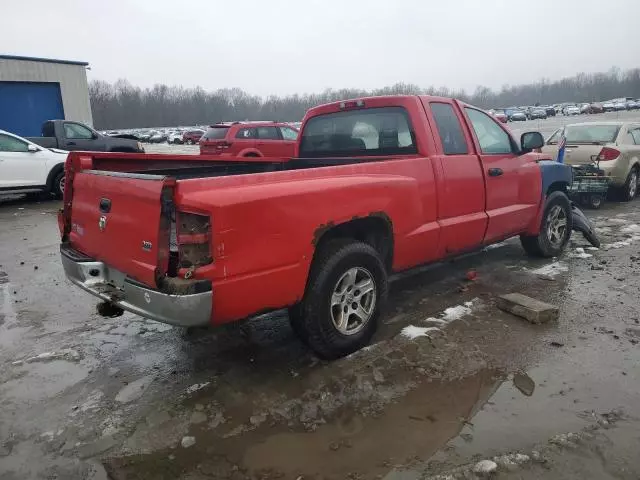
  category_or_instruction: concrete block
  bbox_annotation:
[497,293,559,324]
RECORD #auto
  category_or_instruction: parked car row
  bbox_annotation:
[487,98,640,123]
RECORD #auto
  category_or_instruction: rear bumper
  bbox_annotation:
[60,245,212,327]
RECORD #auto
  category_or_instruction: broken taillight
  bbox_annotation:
[169,211,212,277]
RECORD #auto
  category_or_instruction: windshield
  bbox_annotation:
[550,124,621,144]
[201,126,229,140]
[299,107,417,158]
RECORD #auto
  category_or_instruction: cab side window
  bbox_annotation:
[430,103,468,155]
[465,108,513,154]
[64,123,94,139]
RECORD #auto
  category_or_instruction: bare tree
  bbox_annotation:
[90,67,640,130]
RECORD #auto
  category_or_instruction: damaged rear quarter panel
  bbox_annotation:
[174,160,429,323]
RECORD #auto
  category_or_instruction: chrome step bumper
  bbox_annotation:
[60,245,211,327]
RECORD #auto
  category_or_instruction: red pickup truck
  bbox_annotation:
[59,95,573,359]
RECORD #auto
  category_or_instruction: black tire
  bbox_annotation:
[520,191,573,258]
[292,239,388,359]
[287,304,309,345]
[52,171,65,199]
[618,167,638,202]
[588,194,603,210]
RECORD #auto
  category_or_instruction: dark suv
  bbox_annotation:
[199,122,299,158]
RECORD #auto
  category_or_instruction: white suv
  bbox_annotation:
[0,129,68,198]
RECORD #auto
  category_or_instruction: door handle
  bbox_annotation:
[66,141,77,146]
[488,168,503,177]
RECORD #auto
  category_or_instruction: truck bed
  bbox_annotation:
[98,155,394,180]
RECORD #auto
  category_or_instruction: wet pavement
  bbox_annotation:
[1,194,640,480]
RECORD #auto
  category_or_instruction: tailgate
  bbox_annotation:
[67,170,174,287]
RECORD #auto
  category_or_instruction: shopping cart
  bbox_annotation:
[568,164,609,209]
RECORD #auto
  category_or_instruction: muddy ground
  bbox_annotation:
[1,194,640,480]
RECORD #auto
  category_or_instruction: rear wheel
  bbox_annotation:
[291,239,388,359]
[619,167,638,202]
[520,191,572,257]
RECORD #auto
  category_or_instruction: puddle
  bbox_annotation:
[105,371,500,479]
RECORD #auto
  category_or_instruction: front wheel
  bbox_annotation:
[520,191,572,257]
[291,240,388,359]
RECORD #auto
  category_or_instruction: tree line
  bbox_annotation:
[89,67,640,130]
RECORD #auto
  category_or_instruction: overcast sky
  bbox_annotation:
[2,0,638,97]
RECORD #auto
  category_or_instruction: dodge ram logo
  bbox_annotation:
[98,215,107,232]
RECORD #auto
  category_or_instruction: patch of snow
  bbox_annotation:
[569,248,593,259]
[606,218,627,225]
[483,241,507,251]
[400,325,440,340]
[530,262,568,277]
[185,382,210,395]
[115,375,154,403]
[620,224,640,234]
[586,246,599,251]
[424,317,448,326]
[24,348,81,363]
[442,304,473,321]
[473,459,498,475]
[180,436,196,448]
[595,226,612,234]
[1,285,17,325]
[604,240,632,250]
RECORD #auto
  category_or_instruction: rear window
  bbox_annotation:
[202,127,229,140]
[550,125,621,144]
[299,107,417,158]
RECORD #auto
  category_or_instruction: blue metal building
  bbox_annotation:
[0,55,93,137]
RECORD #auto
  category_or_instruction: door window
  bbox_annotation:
[279,127,298,141]
[465,108,513,154]
[0,134,29,152]
[430,103,468,155]
[257,127,280,140]
[64,123,94,139]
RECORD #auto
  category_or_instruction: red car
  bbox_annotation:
[492,111,508,123]
[182,129,204,145]
[59,95,572,359]
[199,121,298,158]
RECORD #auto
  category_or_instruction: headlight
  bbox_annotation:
[137,142,143,151]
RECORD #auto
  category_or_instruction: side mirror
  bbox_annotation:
[521,131,544,152]
[92,132,100,139]
[27,144,39,153]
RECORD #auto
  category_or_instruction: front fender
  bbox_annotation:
[538,160,573,194]
[524,160,573,235]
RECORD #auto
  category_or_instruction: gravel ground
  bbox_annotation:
[1,116,640,479]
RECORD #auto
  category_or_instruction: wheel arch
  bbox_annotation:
[311,213,394,273]
[240,148,263,157]
[46,163,65,192]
